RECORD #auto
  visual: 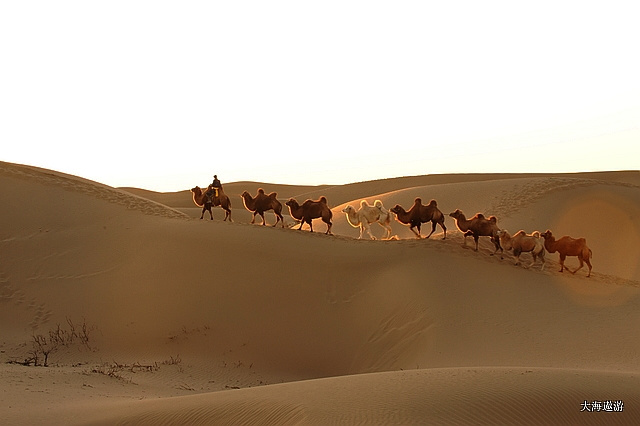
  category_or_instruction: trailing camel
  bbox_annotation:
[540,230,592,277]
[342,200,393,240]
[241,189,285,227]
[191,185,232,221]
[448,209,501,254]
[286,197,333,234]
[390,198,446,239]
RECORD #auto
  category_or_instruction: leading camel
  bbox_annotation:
[191,185,232,221]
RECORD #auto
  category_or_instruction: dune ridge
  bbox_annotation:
[1,161,639,425]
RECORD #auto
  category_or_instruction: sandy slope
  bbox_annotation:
[1,161,639,425]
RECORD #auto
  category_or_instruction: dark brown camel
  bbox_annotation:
[390,198,447,239]
[191,185,232,221]
[241,189,285,227]
[285,197,333,234]
[448,209,501,254]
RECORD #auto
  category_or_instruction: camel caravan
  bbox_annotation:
[190,180,593,277]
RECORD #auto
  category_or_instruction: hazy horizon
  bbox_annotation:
[2,2,639,192]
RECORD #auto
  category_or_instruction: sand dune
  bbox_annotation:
[1,161,639,425]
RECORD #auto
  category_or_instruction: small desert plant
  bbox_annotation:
[10,317,94,367]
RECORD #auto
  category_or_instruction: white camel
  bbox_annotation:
[342,200,393,240]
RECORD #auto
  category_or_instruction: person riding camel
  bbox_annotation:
[211,175,222,197]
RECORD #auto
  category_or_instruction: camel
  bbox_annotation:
[190,185,232,221]
[240,189,285,227]
[285,197,333,234]
[540,230,592,277]
[448,209,501,254]
[498,230,545,269]
[342,200,393,240]
[390,198,447,239]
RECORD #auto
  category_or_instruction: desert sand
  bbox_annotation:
[1,161,639,425]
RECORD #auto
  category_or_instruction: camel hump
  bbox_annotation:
[360,199,370,208]
[319,196,328,204]
[414,197,422,204]
[268,192,278,199]
[373,200,384,208]
[531,231,541,238]
[257,188,265,194]
[428,199,437,207]
[514,230,527,237]
[473,213,486,220]
[488,216,498,223]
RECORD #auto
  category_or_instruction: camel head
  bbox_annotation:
[498,229,513,249]
[342,205,355,214]
[285,198,297,208]
[449,209,464,219]
[390,205,405,214]
[191,186,202,195]
[540,230,554,241]
[241,190,250,198]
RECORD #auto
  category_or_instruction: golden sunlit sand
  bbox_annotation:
[1,161,639,425]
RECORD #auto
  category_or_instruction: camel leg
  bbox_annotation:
[585,258,592,277]
[474,235,480,251]
[379,222,392,240]
[439,221,447,239]
[424,221,436,239]
[571,257,584,275]
[308,219,313,232]
[363,221,375,240]
[272,213,280,227]
[325,219,332,235]
[410,224,422,239]
[462,231,474,248]
[559,254,567,273]
[250,212,257,224]
[207,206,214,220]
[260,212,267,226]
[490,236,502,256]
[200,206,205,220]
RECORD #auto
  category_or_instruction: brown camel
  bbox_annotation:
[448,209,502,254]
[390,198,447,239]
[241,189,285,227]
[285,197,333,234]
[540,230,592,277]
[190,185,232,221]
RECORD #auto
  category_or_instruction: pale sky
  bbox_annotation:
[2,2,639,192]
